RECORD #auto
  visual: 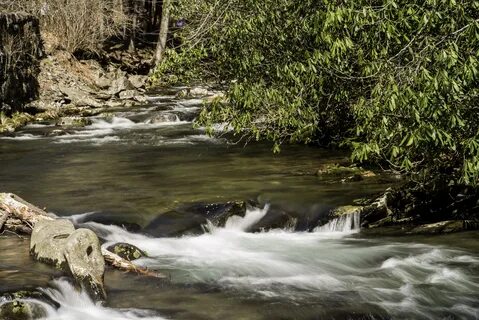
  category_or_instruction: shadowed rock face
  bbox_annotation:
[0,13,43,114]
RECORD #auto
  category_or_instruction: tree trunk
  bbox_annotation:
[153,0,171,66]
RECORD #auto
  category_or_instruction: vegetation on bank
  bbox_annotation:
[151,0,479,188]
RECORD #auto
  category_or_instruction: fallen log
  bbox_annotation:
[102,248,166,278]
[0,208,9,232]
[0,192,166,278]
[4,218,32,234]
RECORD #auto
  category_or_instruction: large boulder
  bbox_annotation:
[63,228,106,301]
[30,221,106,300]
[30,219,75,269]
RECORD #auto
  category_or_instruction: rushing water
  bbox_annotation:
[0,89,478,320]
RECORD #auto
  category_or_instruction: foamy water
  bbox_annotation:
[73,207,479,319]
[0,279,165,320]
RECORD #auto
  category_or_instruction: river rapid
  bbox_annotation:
[0,89,478,320]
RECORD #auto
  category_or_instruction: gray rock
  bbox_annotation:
[189,87,209,97]
[133,95,148,103]
[58,85,103,108]
[106,242,146,261]
[0,299,47,320]
[145,113,179,124]
[63,228,106,301]
[55,116,92,127]
[30,219,75,269]
[119,89,138,100]
[176,86,210,98]
[107,77,135,96]
[94,77,112,90]
[128,75,148,89]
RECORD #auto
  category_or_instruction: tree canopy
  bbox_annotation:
[152,0,479,186]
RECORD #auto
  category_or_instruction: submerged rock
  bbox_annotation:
[0,299,46,320]
[410,220,469,234]
[316,164,376,183]
[144,201,249,237]
[63,228,106,301]
[106,242,146,261]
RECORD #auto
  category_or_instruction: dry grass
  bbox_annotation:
[0,0,129,54]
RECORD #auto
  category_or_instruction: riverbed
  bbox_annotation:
[0,90,478,320]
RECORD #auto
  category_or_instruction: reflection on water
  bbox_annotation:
[0,89,478,320]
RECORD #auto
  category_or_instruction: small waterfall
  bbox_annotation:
[316,211,360,233]
[204,205,270,232]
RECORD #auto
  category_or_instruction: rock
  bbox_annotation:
[106,243,146,261]
[176,86,210,98]
[30,221,106,301]
[107,76,135,96]
[1,289,59,310]
[144,201,249,237]
[63,228,106,301]
[58,85,103,108]
[55,116,92,127]
[0,299,47,320]
[410,220,467,234]
[128,75,148,89]
[360,190,394,228]
[189,87,209,97]
[133,95,148,103]
[30,219,75,269]
[119,89,138,100]
[94,77,112,90]
[329,205,362,218]
[341,174,364,183]
[145,113,179,124]
[316,164,376,182]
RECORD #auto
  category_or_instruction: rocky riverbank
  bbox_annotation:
[0,49,150,133]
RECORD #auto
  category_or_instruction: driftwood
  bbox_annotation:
[0,208,9,232]
[0,192,165,278]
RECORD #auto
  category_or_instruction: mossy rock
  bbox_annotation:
[316,164,376,183]
[329,205,362,218]
[0,112,35,133]
[410,220,466,234]
[107,242,146,261]
[0,299,46,320]
[55,117,92,127]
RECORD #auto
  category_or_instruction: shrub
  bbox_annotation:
[1,0,128,54]
[161,0,479,185]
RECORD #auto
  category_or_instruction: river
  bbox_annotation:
[0,89,478,320]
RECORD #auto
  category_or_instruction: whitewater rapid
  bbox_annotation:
[71,207,479,319]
